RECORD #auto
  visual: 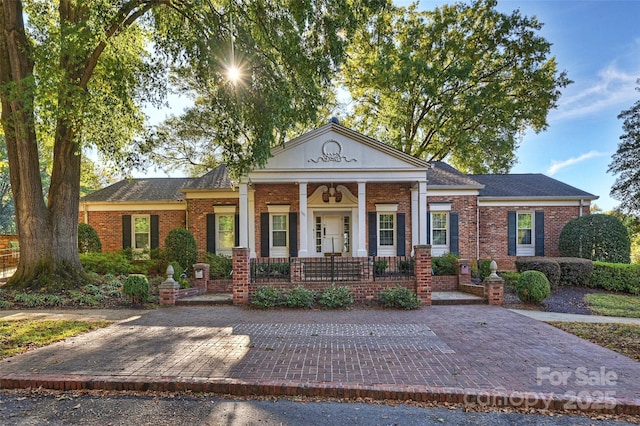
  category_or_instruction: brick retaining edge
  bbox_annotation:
[1,374,638,415]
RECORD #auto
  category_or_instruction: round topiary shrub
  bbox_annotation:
[559,214,631,264]
[123,274,149,304]
[516,270,551,304]
[164,228,197,274]
[78,223,102,253]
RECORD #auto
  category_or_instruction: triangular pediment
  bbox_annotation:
[247,123,428,183]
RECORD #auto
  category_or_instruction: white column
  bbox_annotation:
[419,180,428,245]
[248,187,256,258]
[239,183,249,248]
[357,181,368,257]
[411,186,419,255]
[298,182,308,257]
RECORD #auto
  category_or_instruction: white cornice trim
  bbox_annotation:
[80,201,187,212]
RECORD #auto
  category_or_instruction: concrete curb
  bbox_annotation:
[2,374,638,416]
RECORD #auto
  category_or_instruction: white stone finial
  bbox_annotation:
[166,264,174,280]
[489,260,498,277]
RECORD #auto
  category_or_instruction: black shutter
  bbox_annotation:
[535,211,545,256]
[206,214,216,254]
[396,213,406,256]
[260,213,270,257]
[368,212,377,256]
[426,211,431,245]
[289,212,298,257]
[122,215,131,249]
[235,214,240,247]
[508,211,517,256]
[449,212,459,255]
[150,215,159,249]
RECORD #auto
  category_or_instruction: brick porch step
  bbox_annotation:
[431,291,486,305]
[175,293,233,306]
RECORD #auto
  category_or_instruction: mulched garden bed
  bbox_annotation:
[504,285,614,315]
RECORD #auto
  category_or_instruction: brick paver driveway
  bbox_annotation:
[1,306,638,411]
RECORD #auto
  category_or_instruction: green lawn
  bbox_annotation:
[550,322,640,362]
[585,293,640,318]
[0,319,111,359]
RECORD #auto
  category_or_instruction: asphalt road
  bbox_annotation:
[0,392,637,426]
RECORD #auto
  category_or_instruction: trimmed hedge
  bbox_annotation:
[205,252,232,279]
[377,286,420,310]
[555,257,593,287]
[78,223,102,253]
[432,253,458,276]
[515,257,560,290]
[590,262,640,295]
[559,214,631,264]
[80,252,134,275]
[164,228,197,274]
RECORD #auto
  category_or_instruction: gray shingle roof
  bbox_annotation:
[82,178,193,202]
[427,161,484,188]
[181,164,234,190]
[471,173,597,199]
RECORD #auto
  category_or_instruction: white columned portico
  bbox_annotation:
[357,181,367,256]
[411,186,419,254]
[248,186,256,258]
[298,182,308,257]
[419,180,428,244]
[239,183,249,248]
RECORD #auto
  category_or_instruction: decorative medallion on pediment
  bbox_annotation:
[308,140,357,163]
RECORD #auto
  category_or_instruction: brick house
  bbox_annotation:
[80,121,597,271]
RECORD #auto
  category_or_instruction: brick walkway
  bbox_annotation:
[1,306,639,414]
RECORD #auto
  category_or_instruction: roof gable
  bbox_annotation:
[257,122,430,172]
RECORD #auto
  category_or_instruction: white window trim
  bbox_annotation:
[267,205,290,214]
[377,212,396,256]
[216,214,235,256]
[269,208,289,257]
[213,205,237,214]
[375,203,398,212]
[428,203,452,212]
[430,211,449,257]
[132,214,151,258]
[516,211,535,256]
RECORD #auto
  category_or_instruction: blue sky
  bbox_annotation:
[145,1,640,212]
[477,0,640,211]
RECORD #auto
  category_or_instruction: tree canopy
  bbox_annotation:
[0,0,383,290]
[609,80,640,216]
[337,0,570,173]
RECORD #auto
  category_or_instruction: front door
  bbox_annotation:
[322,215,343,255]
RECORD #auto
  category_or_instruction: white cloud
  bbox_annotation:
[547,150,610,175]
[551,64,639,122]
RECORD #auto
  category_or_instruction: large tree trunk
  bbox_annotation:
[0,1,86,291]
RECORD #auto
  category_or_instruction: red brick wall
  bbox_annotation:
[251,280,416,302]
[478,205,585,271]
[86,210,186,253]
[428,195,479,260]
[186,198,239,261]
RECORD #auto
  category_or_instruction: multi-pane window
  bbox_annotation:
[315,217,322,253]
[133,216,150,250]
[272,214,287,247]
[432,212,448,245]
[343,216,350,252]
[518,213,533,245]
[218,215,234,251]
[379,213,395,246]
